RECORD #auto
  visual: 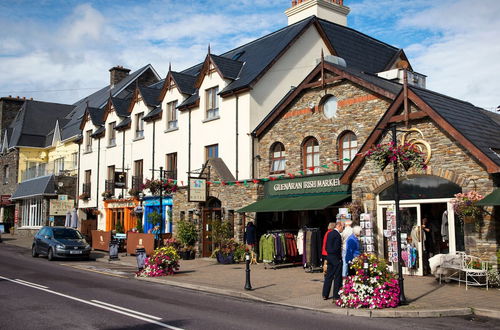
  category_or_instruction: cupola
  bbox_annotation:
[285,0,350,26]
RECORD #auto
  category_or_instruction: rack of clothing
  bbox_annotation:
[259,230,300,269]
[298,227,323,272]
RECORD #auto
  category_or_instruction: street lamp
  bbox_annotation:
[389,124,407,305]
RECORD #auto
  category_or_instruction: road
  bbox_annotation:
[0,243,499,330]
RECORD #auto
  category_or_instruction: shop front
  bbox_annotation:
[104,199,138,232]
[238,173,351,268]
[142,196,173,234]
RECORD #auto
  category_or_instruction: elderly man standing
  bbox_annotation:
[322,221,344,301]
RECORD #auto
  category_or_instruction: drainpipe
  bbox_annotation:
[251,133,255,179]
[188,108,192,176]
[96,137,101,207]
[152,120,156,180]
[122,130,125,198]
[235,94,239,180]
[76,142,81,209]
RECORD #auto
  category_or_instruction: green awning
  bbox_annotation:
[237,194,350,213]
[477,189,500,206]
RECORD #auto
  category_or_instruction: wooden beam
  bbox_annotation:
[388,111,428,123]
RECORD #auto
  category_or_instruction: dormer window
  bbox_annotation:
[206,87,219,120]
[167,100,178,129]
[85,130,92,153]
[135,112,144,139]
[108,122,116,146]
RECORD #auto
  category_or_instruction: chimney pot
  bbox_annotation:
[109,65,131,87]
[22,96,26,100]
[292,0,297,6]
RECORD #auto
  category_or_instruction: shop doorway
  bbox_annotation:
[202,197,222,257]
[111,209,124,231]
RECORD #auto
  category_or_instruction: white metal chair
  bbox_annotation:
[460,254,489,290]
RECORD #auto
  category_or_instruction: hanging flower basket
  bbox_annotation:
[141,179,178,196]
[365,142,427,172]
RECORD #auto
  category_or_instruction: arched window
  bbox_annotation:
[302,137,320,174]
[270,142,286,174]
[338,131,357,170]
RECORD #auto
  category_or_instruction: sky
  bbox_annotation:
[0,0,499,111]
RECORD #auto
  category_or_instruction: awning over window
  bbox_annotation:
[11,175,57,200]
[237,193,350,213]
[477,189,500,206]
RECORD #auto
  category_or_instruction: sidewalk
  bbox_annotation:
[3,233,500,319]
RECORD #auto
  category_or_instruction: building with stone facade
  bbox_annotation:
[235,57,500,273]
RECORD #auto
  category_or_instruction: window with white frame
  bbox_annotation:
[85,130,92,152]
[135,112,144,138]
[108,122,116,146]
[302,137,320,174]
[167,100,178,129]
[270,142,286,174]
[54,157,64,175]
[338,131,358,170]
[21,197,44,227]
[3,165,9,184]
[206,87,219,119]
[71,152,78,170]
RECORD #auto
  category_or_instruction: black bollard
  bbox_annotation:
[244,251,252,291]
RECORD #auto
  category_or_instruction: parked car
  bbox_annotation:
[32,226,91,261]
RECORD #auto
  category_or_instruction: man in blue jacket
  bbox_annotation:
[322,221,345,301]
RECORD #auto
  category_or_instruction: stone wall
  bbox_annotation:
[256,80,392,177]
[0,149,19,196]
[352,118,498,264]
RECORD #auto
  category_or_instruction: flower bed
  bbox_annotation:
[336,253,399,309]
[136,246,180,277]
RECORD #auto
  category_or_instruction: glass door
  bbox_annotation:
[378,204,423,276]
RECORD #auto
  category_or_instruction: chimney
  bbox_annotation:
[286,0,350,26]
[109,65,131,88]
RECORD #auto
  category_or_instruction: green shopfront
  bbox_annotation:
[238,173,351,236]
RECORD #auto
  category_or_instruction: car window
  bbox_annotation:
[53,228,83,239]
[38,228,49,237]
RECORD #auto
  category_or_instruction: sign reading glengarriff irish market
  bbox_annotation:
[264,173,350,197]
[188,177,207,202]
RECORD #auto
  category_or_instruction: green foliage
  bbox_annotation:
[148,210,162,227]
[115,221,124,233]
[212,219,233,249]
[176,219,198,247]
[136,217,143,233]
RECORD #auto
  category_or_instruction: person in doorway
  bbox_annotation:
[421,217,433,274]
[152,225,161,249]
[322,222,335,274]
[341,220,353,277]
[345,226,362,275]
[244,221,257,248]
[322,221,344,302]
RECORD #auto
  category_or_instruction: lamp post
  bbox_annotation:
[390,124,407,305]
[159,166,164,246]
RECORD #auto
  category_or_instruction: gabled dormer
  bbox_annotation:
[193,49,244,89]
[158,65,197,103]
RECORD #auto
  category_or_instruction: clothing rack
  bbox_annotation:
[299,227,323,272]
[260,230,301,270]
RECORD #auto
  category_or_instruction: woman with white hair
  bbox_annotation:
[345,225,362,276]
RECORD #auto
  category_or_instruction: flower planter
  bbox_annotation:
[216,251,235,264]
[180,250,196,260]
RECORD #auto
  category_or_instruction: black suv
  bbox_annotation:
[32,226,91,261]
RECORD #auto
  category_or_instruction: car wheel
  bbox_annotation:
[47,248,55,261]
[31,245,39,258]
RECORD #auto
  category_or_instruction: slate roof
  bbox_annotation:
[178,91,199,109]
[9,100,75,149]
[411,87,500,167]
[207,158,235,182]
[171,72,197,95]
[88,107,104,126]
[143,106,162,121]
[139,86,162,107]
[115,117,131,130]
[11,175,56,200]
[60,64,160,140]
[111,97,132,117]
[90,126,105,138]
[210,54,244,80]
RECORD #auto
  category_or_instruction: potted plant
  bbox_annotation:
[176,219,198,260]
[365,142,427,172]
[451,191,484,232]
[101,190,113,200]
[79,192,90,201]
[148,210,162,228]
[142,179,178,196]
[136,246,180,277]
[212,238,246,264]
[128,188,142,198]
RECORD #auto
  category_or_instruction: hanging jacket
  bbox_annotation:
[259,234,275,263]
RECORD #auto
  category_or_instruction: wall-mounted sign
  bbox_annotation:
[0,195,12,206]
[58,195,68,201]
[106,201,136,208]
[188,177,207,202]
[264,173,350,198]
[114,172,127,188]
[50,199,74,216]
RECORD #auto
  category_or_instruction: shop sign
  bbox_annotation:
[14,208,18,224]
[264,173,349,197]
[107,201,136,208]
[50,199,74,216]
[58,195,68,201]
[114,172,127,188]
[0,195,12,206]
[188,177,207,202]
